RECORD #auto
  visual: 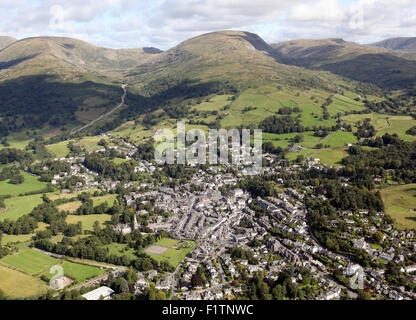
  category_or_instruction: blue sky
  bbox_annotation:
[1,0,416,49]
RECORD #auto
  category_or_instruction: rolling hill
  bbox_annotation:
[371,37,416,52]
[0,36,162,81]
[0,37,164,135]
[0,30,415,143]
[271,38,416,89]
[125,31,344,96]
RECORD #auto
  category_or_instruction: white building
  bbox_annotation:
[81,286,115,300]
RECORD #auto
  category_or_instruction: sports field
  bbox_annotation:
[0,249,59,275]
[44,261,103,282]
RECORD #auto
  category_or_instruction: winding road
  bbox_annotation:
[70,84,128,135]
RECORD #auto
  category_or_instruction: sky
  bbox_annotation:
[1,0,416,50]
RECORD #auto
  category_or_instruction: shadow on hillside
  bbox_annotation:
[0,74,237,135]
[0,74,126,132]
[0,54,39,70]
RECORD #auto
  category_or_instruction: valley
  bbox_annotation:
[1,30,416,301]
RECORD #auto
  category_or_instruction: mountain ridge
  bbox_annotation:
[370,37,416,52]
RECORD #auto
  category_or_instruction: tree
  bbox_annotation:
[295,155,304,164]
[9,174,24,185]
[191,273,204,287]
[357,289,371,300]
[372,231,384,244]
[120,278,129,293]
[93,221,101,234]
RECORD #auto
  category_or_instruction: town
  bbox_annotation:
[16,133,415,301]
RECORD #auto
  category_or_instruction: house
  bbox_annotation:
[318,287,341,300]
[379,252,394,262]
[344,264,362,277]
[114,223,132,235]
[401,265,416,273]
[134,279,149,294]
[81,286,115,300]
[146,270,158,280]
[155,277,171,291]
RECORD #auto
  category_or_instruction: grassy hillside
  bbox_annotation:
[2,30,415,169]
[371,37,416,52]
[380,184,416,230]
[272,38,416,89]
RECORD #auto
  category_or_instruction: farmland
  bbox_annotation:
[342,113,416,141]
[0,265,47,299]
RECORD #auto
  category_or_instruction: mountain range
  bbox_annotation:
[1,31,416,137]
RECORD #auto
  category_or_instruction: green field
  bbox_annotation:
[49,189,101,201]
[0,249,59,275]
[44,261,103,282]
[0,194,48,221]
[286,148,316,162]
[327,94,365,116]
[102,243,138,260]
[66,214,112,232]
[342,113,416,142]
[380,184,416,230]
[315,147,348,167]
[46,136,109,158]
[0,264,47,298]
[0,172,48,197]
[1,234,34,245]
[220,85,337,129]
[57,195,116,213]
[145,238,196,268]
[324,131,357,147]
[1,223,49,246]
[93,194,117,207]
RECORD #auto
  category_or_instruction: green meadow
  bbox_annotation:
[0,194,48,221]
[145,239,196,268]
[0,249,58,276]
[65,214,112,232]
[101,243,138,260]
[0,172,48,197]
[0,264,47,299]
[342,113,416,141]
[380,184,416,230]
[44,261,103,282]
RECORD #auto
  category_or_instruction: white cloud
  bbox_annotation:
[0,0,416,49]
